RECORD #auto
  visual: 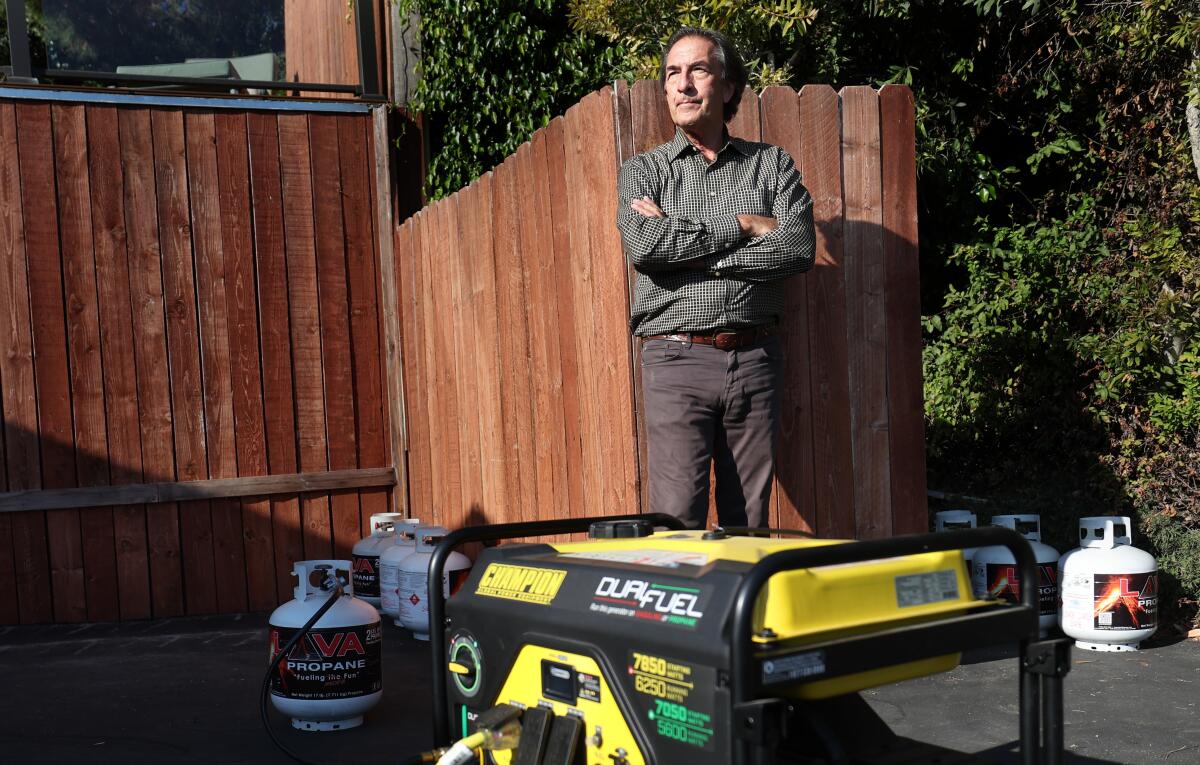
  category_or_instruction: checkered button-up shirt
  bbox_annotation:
[617,129,816,336]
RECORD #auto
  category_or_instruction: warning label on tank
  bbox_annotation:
[982,564,1058,616]
[1092,572,1157,630]
[761,651,826,685]
[895,570,959,608]
[269,622,382,700]
[352,555,380,598]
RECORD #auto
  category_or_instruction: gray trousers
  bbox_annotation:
[640,336,781,529]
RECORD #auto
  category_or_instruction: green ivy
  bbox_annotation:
[394,0,622,199]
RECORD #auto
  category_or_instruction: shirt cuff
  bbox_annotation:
[707,214,743,253]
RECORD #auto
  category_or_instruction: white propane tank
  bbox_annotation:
[970,514,1060,635]
[352,513,409,609]
[1059,516,1158,652]
[396,526,471,640]
[380,521,423,618]
[934,510,980,572]
[267,560,382,730]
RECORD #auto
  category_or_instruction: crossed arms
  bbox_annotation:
[616,149,816,283]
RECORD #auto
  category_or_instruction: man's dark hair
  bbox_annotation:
[659,27,748,122]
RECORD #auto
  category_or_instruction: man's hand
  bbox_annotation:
[631,196,665,218]
[737,214,779,238]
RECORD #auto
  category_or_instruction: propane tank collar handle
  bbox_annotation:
[294,559,355,600]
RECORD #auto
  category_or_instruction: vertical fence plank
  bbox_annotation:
[396,215,432,522]
[20,103,87,623]
[0,103,50,624]
[582,88,639,512]
[613,82,650,516]
[880,85,926,536]
[278,113,333,561]
[491,158,536,523]
[450,181,486,527]
[796,86,855,539]
[469,175,506,525]
[339,116,389,526]
[187,111,248,612]
[433,199,464,527]
[153,109,217,614]
[54,103,120,622]
[119,107,185,616]
[248,112,304,603]
[486,171,513,523]
[562,103,608,518]
[216,112,275,609]
[759,87,818,534]
[521,135,570,520]
[841,87,891,540]
[421,203,456,527]
[727,86,761,141]
[414,210,447,524]
[87,106,152,619]
[630,80,675,153]
[391,219,414,513]
[544,117,587,523]
[309,115,361,556]
[409,212,432,523]
[369,108,407,520]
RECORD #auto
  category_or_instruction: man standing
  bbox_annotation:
[617,27,816,529]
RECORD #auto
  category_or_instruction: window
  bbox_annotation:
[3,0,381,97]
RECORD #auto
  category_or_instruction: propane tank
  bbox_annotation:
[380,520,423,619]
[1059,516,1158,652]
[352,513,409,610]
[267,560,382,730]
[396,526,471,640]
[934,510,980,572]
[970,514,1060,636]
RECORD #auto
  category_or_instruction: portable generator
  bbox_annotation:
[424,513,1071,765]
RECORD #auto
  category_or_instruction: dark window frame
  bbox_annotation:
[3,0,383,98]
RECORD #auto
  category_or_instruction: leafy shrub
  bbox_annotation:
[393,0,621,199]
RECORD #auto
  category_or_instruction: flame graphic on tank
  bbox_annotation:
[1094,577,1151,628]
[987,569,1019,601]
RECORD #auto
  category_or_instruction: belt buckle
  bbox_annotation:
[713,332,737,351]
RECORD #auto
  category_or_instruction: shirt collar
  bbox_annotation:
[668,128,750,161]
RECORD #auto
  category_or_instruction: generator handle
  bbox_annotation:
[729,527,1041,764]
[427,512,687,746]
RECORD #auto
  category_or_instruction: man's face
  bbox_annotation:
[663,36,733,133]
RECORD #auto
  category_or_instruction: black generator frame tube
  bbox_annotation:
[729,526,1065,765]
[426,512,687,746]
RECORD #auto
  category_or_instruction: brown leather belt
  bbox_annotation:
[643,325,776,351]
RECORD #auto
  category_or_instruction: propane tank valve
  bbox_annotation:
[312,563,345,593]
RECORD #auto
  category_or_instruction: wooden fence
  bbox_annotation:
[0,91,396,625]
[0,81,928,625]
[393,81,927,538]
